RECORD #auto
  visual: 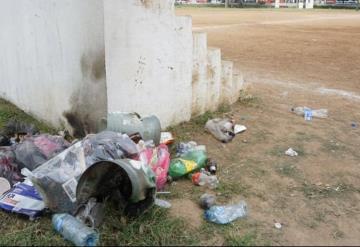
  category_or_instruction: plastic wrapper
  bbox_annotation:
[0,179,45,219]
[169,150,208,179]
[0,147,22,186]
[15,134,70,171]
[204,201,248,224]
[139,144,170,191]
[205,118,235,143]
[29,131,139,213]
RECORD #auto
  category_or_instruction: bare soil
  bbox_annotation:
[171,7,360,246]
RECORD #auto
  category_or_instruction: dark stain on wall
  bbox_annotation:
[63,49,107,138]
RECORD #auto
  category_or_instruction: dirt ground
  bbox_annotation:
[169,7,360,246]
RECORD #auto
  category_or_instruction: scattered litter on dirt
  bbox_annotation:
[204,200,248,225]
[285,148,298,157]
[274,222,282,229]
[175,141,206,157]
[192,169,219,189]
[139,143,170,191]
[154,198,172,209]
[205,159,217,175]
[199,193,217,210]
[160,132,174,145]
[53,213,99,247]
[234,124,247,134]
[169,149,207,179]
[291,107,328,119]
[205,118,236,143]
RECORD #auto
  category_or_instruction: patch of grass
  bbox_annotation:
[0,98,56,133]
[237,90,262,108]
[321,140,347,155]
[0,211,65,246]
[215,179,251,199]
[225,232,258,246]
[100,206,200,246]
[300,182,357,199]
[276,163,300,180]
[268,145,305,157]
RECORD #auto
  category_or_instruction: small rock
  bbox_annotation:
[316,182,323,186]
[242,139,248,143]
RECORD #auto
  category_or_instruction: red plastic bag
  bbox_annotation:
[139,144,170,191]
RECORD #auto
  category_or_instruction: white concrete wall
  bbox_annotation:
[0,0,106,136]
[305,0,314,8]
[192,32,208,116]
[105,0,193,128]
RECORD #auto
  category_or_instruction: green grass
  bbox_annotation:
[100,206,199,246]
[0,98,56,133]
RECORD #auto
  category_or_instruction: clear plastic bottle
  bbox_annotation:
[52,213,99,246]
[291,107,328,118]
[204,201,248,224]
[192,171,219,189]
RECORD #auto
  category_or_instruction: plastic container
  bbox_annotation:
[192,172,219,189]
[52,213,99,247]
[168,150,207,179]
[204,201,248,224]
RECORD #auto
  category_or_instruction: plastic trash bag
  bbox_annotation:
[0,147,22,186]
[205,118,235,143]
[28,131,139,213]
[139,144,170,191]
[15,134,71,171]
[169,150,208,179]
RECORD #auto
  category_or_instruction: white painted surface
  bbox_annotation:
[192,32,208,116]
[206,48,222,112]
[0,0,106,134]
[275,0,280,8]
[305,0,314,8]
[220,61,234,105]
[105,0,193,128]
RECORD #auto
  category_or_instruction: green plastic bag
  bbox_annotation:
[169,150,207,179]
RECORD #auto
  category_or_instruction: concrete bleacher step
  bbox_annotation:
[191,31,244,117]
[192,32,208,116]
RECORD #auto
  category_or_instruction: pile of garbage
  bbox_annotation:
[0,114,248,246]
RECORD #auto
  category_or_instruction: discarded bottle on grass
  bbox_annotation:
[169,150,207,179]
[52,213,99,247]
[204,201,248,224]
[291,107,328,119]
[192,171,219,189]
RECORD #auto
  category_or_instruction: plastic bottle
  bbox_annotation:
[204,201,248,224]
[169,150,207,179]
[52,213,99,247]
[291,107,328,119]
[192,172,219,189]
